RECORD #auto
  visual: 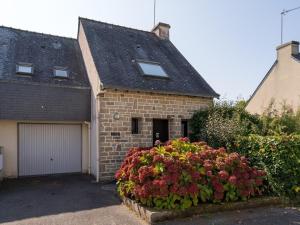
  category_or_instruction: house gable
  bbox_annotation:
[246,41,300,114]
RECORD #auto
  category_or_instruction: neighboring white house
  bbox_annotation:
[246,41,300,114]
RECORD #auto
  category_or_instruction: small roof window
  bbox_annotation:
[16,63,33,75]
[137,61,168,77]
[53,67,69,78]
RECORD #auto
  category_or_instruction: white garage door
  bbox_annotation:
[19,124,82,176]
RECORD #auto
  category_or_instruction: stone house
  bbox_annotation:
[0,18,218,181]
[246,41,300,114]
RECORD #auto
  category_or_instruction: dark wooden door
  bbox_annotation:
[153,119,169,145]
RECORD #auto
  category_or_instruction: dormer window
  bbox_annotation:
[16,63,33,75]
[53,67,68,78]
[137,61,168,78]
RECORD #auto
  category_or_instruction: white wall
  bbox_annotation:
[0,121,17,177]
[78,20,102,179]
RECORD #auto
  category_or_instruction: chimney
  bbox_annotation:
[152,22,171,40]
[276,41,299,59]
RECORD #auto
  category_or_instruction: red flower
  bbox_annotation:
[257,170,266,177]
[218,170,229,181]
[255,178,263,186]
[179,137,190,142]
[206,170,213,177]
[191,171,201,181]
[188,183,199,194]
[204,160,213,171]
[153,155,164,163]
[228,175,237,185]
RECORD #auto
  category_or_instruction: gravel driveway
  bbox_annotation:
[0,175,299,225]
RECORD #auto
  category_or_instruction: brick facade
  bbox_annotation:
[98,89,212,181]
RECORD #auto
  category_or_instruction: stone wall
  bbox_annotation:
[98,89,212,181]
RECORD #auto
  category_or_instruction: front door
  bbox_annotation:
[153,119,169,145]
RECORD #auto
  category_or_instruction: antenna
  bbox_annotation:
[154,0,156,27]
[281,6,300,44]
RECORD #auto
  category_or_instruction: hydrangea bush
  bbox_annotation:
[115,138,267,210]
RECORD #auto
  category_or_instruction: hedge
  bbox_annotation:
[115,138,267,210]
[232,135,300,197]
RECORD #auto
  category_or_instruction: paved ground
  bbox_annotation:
[0,175,299,225]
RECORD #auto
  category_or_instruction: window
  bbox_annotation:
[16,63,33,75]
[132,118,140,134]
[137,61,168,77]
[181,120,188,137]
[54,67,68,78]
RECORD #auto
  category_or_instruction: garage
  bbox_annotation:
[18,124,82,176]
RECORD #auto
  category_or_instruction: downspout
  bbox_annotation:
[84,121,91,174]
[96,95,100,182]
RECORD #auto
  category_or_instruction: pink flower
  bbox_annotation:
[154,140,161,146]
[228,175,237,185]
[218,170,229,181]
[179,137,190,142]
[206,170,213,177]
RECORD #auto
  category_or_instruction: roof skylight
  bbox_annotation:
[16,63,34,75]
[53,67,69,78]
[137,61,168,77]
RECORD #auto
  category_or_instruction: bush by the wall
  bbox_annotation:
[232,135,300,197]
[115,138,267,210]
[190,101,261,147]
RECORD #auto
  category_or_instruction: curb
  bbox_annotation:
[122,196,283,224]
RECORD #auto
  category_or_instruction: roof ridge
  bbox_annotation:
[0,25,76,40]
[79,17,154,34]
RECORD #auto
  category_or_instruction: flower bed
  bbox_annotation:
[115,138,267,210]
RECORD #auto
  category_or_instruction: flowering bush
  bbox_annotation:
[115,138,267,210]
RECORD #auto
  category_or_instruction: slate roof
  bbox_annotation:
[0,26,89,87]
[0,26,90,121]
[79,18,219,98]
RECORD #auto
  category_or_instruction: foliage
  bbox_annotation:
[232,135,300,197]
[190,100,300,148]
[259,101,300,135]
[115,138,267,210]
[190,100,261,147]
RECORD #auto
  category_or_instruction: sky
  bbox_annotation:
[1,0,300,100]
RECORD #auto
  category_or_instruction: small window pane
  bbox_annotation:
[54,69,68,78]
[138,62,167,77]
[132,118,139,134]
[181,120,188,137]
[16,64,33,74]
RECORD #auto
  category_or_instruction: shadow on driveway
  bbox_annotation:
[0,175,120,224]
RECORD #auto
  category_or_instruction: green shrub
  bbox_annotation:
[190,100,261,147]
[232,135,300,197]
[260,102,300,135]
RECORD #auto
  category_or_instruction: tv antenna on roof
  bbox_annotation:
[154,0,157,26]
[281,6,300,44]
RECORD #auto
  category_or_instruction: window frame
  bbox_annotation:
[136,60,168,78]
[131,118,140,134]
[53,66,69,79]
[16,63,34,75]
